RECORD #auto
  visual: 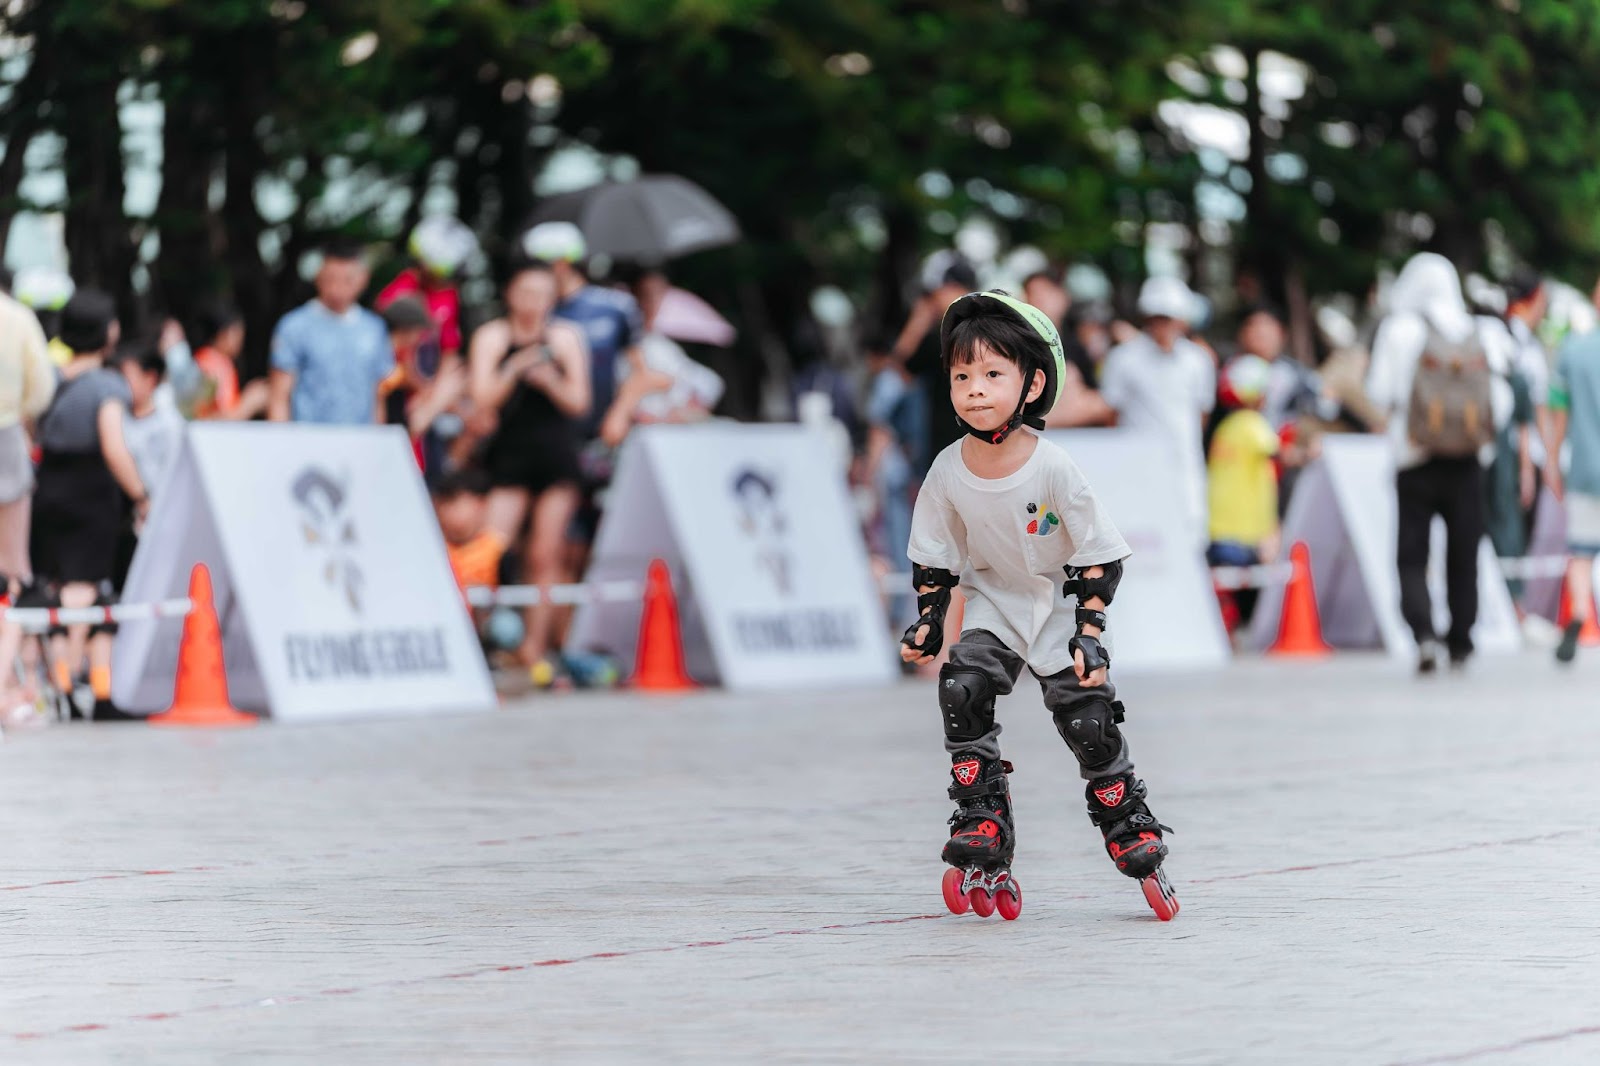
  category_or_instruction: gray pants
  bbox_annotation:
[944,629,1135,782]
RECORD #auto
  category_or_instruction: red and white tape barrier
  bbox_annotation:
[3,597,195,633]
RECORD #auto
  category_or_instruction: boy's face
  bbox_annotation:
[434,491,487,546]
[949,342,1044,435]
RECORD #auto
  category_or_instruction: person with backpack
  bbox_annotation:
[1368,253,1513,673]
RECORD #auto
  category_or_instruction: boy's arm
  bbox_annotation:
[1063,560,1124,686]
[902,476,966,664]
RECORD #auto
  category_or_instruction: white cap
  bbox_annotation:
[408,216,478,278]
[13,266,74,311]
[521,221,587,263]
[1137,275,1198,322]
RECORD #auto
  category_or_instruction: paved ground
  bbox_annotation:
[4,652,1600,1064]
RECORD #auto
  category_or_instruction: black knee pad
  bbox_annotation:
[1053,698,1126,772]
[938,665,995,743]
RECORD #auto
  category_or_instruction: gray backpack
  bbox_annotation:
[1406,323,1494,458]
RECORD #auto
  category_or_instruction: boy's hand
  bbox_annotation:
[1072,647,1109,688]
[1069,632,1109,687]
[900,625,934,666]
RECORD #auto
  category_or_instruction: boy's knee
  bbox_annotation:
[1052,696,1126,771]
[938,664,995,743]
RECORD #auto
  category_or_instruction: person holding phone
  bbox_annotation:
[468,259,591,682]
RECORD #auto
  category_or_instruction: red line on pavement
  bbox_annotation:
[1386,1024,1600,1065]
[1187,828,1586,885]
[7,913,945,1043]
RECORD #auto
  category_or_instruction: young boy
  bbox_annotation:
[903,291,1177,921]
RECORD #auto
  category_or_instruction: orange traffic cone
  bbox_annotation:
[630,559,696,691]
[149,564,257,727]
[1269,542,1333,658]
[1556,576,1600,647]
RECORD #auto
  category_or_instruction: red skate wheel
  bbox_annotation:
[968,887,995,917]
[996,884,1022,921]
[941,868,970,915]
[1141,873,1179,922]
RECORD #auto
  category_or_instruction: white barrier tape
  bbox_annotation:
[1210,563,1296,591]
[1494,554,1571,580]
[3,597,194,633]
[464,580,645,609]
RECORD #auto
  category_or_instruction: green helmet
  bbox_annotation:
[939,289,1068,444]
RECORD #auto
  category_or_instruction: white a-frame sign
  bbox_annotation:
[113,423,495,722]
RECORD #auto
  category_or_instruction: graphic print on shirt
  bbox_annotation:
[1024,500,1060,537]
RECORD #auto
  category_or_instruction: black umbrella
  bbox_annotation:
[528,175,741,262]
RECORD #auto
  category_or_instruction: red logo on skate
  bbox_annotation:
[1093,781,1125,807]
[952,760,981,787]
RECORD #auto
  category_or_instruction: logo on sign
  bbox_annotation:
[731,467,792,596]
[292,467,364,613]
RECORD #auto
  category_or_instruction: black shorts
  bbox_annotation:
[31,452,123,584]
[483,429,582,495]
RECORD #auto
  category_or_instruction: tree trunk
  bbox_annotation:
[58,41,135,318]
[220,57,274,378]
[152,81,219,327]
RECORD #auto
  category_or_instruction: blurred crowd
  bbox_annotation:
[847,249,1600,671]
[4,212,1599,721]
[0,216,731,719]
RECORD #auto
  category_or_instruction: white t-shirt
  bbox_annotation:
[907,434,1131,675]
[1367,311,1514,470]
[1098,333,1215,539]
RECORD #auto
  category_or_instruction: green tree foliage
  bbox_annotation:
[5,0,1600,378]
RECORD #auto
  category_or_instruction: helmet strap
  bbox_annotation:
[960,389,1033,446]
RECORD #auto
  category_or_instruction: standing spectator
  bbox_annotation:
[1367,252,1510,673]
[861,332,926,631]
[1207,355,1281,628]
[189,303,268,421]
[111,342,184,595]
[468,259,590,682]
[1546,305,1600,664]
[1235,307,1319,432]
[891,252,980,461]
[117,344,184,503]
[0,290,56,579]
[1098,276,1216,547]
[520,223,641,439]
[381,297,466,472]
[520,222,644,553]
[268,239,393,425]
[12,266,74,363]
[30,291,149,704]
[1503,268,1552,526]
[378,216,477,365]
[1304,306,1383,436]
[1027,272,1113,428]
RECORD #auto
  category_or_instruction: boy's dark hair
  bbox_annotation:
[114,339,168,382]
[321,236,367,264]
[58,289,117,354]
[381,296,432,334]
[1022,269,1062,291]
[942,309,1052,375]
[429,466,491,501]
[195,301,243,344]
